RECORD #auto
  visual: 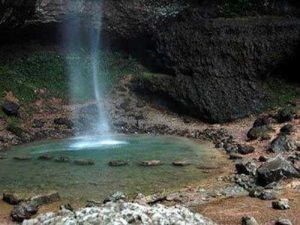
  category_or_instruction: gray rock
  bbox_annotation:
[275,218,293,225]
[30,192,60,207]
[241,216,259,225]
[22,202,216,225]
[256,155,300,186]
[172,160,191,166]
[3,193,28,205]
[276,107,296,123]
[238,145,255,155]
[235,161,257,176]
[280,124,294,134]
[11,202,38,222]
[247,126,272,140]
[37,154,53,161]
[2,100,20,116]
[270,135,297,153]
[139,160,162,166]
[272,198,290,210]
[103,192,127,204]
[13,155,32,161]
[54,156,70,163]
[258,190,277,200]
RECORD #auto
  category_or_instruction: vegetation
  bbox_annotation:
[0,48,141,104]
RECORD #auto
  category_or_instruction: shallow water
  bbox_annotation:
[0,135,226,203]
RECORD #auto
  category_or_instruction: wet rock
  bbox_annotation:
[258,155,270,162]
[13,155,32,161]
[2,100,20,116]
[74,159,95,166]
[54,156,70,163]
[3,193,29,205]
[272,198,290,210]
[172,160,191,166]
[276,107,296,123]
[32,119,45,128]
[37,154,53,161]
[108,160,128,167]
[237,145,255,155]
[30,192,60,206]
[275,218,293,225]
[22,202,216,225]
[103,192,127,204]
[241,216,259,225]
[280,124,294,134]
[235,161,257,176]
[256,155,300,186]
[53,118,73,129]
[247,125,272,140]
[11,202,38,222]
[270,135,297,153]
[139,160,162,166]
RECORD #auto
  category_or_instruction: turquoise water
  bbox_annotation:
[0,135,225,202]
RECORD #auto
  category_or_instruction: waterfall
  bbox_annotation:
[63,0,116,148]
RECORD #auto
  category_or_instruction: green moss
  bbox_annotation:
[0,49,142,104]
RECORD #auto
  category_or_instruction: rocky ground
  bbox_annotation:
[0,76,299,225]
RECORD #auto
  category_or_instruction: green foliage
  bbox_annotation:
[0,49,141,104]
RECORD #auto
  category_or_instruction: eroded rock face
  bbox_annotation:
[22,202,216,225]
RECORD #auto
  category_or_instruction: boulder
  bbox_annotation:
[2,100,20,116]
[247,126,272,140]
[237,145,255,155]
[272,198,290,210]
[275,219,293,225]
[258,190,277,200]
[276,107,296,123]
[235,161,257,176]
[10,202,38,222]
[256,155,300,186]
[241,216,259,225]
[30,191,60,206]
[253,115,275,127]
[270,135,297,153]
[280,124,294,134]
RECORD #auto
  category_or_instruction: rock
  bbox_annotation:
[22,202,216,225]
[103,192,127,204]
[270,135,297,153]
[11,202,38,222]
[13,155,32,161]
[235,161,257,176]
[280,124,294,134]
[256,155,300,186]
[108,160,129,167]
[241,216,259,225]
[59,203,74,212]
[229,153,243,160]
[276,107,296,123]
[2,100,20,116]
[54,156,70,163]
[53,118,73,129]
[37,154,53,161]
[258,155,270,162]
[172,160,191,166]
[30,192,60,206]
[275,218,293,225]
[253,115,275,127]
[74,159,95,166]
[237,145,255,155]
[272,198,290,210]
[139,160,162,166]
[258,190,277,200]
[247,126,272,140]
[3,193,29,205]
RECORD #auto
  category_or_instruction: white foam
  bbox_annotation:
[70,139,127,150]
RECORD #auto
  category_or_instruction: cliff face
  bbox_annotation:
[0,0,299,123]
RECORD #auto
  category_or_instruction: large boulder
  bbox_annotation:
[256,155,300,186]
[270,135,297,153]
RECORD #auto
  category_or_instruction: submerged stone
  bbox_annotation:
[37,154,53,161]
[13,155,32,161]
[172,160,191,166]
[74,159,95,166]
[54,156,70,163]
[108,160,128,167]
[139,160,162,166]
[30,191,60,206]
